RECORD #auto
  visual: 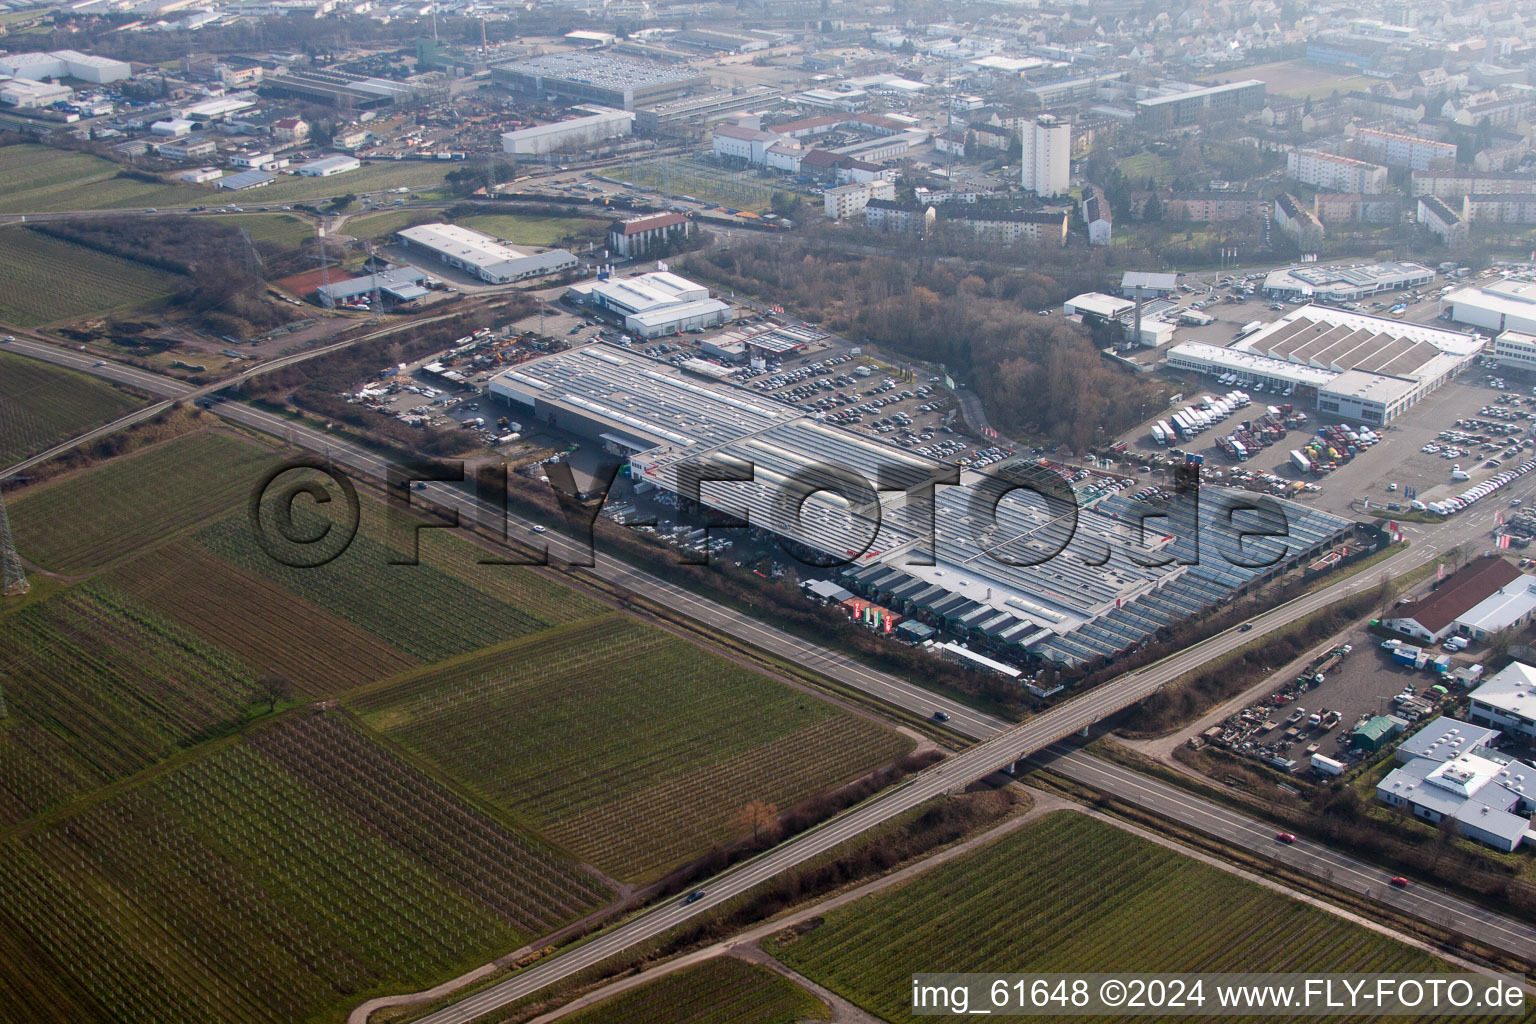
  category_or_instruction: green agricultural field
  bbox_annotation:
[0,350,144,465]
[457,213,607,248]
[108,538,420,694]
[240,162,455,205]
[0,712,608,1024]
[0,225,181,326]
[563,957,829,1024]
[351,614,914,882]
[769,813,1487,1024]
[192,499,601,663]
[0,144,204,213]
[343,207,442,240]
[208,213,313,251]
[10,430,275,573]
[0,579,261,825]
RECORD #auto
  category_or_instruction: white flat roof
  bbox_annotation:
[1319,368,1419,405]
[1066,292,1134,318]
[1457,577,1536,633]
[1470,660,1536,718]
[625,297,730,327]
[398,223,529,269]
[1167,341,1339,386]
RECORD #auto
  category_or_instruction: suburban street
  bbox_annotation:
[7,341,1536,1024]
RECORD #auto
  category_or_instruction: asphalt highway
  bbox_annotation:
[5,343,1533,1023]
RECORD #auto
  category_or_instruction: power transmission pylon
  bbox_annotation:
[0,488,28,599]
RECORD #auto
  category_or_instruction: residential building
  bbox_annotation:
[1413,170,1535,199]
[1468,661,1536,743]
[1465,194,1536,226]
[1350,126,1458,171]
[944,208,1068,247]
[606,211,692,257]
[1287,148,1389,194]
[1081,185,1111,246]
[1164,192,1262,222]
[1020,115,1069,198]
[1382,557,1523,643]
[863,199,932,235]
[824,180,895,220]
[1418,195,1468,251]
[272,117,309,144]
[1274,193,1324,249]
[1312,192,1403,225]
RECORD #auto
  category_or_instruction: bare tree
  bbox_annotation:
[734,800,779,845]
[257,673,293,715]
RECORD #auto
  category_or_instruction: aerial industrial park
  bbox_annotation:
[6,0,1536,1021]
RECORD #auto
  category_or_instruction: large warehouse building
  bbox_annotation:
[566,270,732,337]
[489,345,1350,671]
[1442,277,1536,335]
[0,49,130,84]
[1167,304,1482,424]
[395,224,577,284]
[501,107,634,155]
[492,52,708,110]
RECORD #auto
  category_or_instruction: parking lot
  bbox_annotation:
[729,352,1001,465]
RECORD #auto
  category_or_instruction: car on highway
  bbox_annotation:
[683,889,706,904]
[531,524,546,533]
[1,335,12,343]
[1275,832,1296,844]
[93,360,105,367]
[931,710,950,722]
[1389,876,1410,888]
[1239,622,1254,632]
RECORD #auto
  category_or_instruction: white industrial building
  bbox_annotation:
[485,343,1351,673]
[1377,714,1535,852]
[0,50,129,84]
[150,118,194,137]
[566,270,731,338]
[1020,115,1069,197]
[297,154,361,177]
[1166,303,1481,424]
[1489,329,1536,371]
[395,223,577,284]
[1469,662,1536,743]
[1262,261,1434,303]
[0,77,71,108]
[501,107,634,156]
[1442,278,1536,335]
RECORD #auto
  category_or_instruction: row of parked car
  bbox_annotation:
[1424,458,1536,516]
